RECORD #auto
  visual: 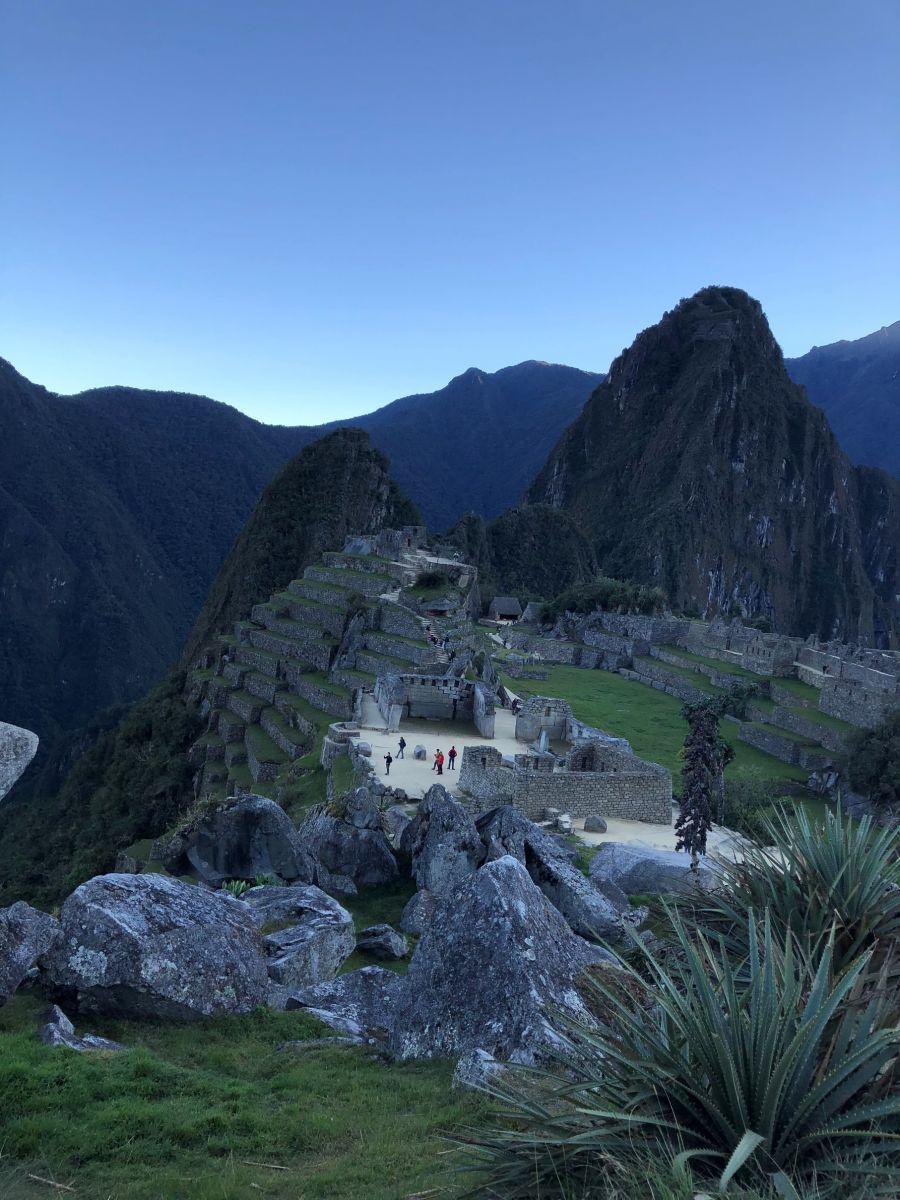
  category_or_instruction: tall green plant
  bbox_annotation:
[460,915,900,1198]
[686,805,900,975]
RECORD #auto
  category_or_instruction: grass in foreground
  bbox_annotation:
[0,992,481,1200]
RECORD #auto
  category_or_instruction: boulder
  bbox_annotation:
[161,794,316,885]
[399,889,440,935]
[357,924,408,960]
[245,885,355,989]
[589,842,722,896]
[1,902,60,1005]
[287,966,404,1041]
[0,722,39,802]
[381,804,412,850]
[452,1047,505,1092]
[556,813,573,834]
[476,806,627,939]
[42,873,269,1019]
[584,814,607,833]
[543,807,561,823]
[39,1005,125,1053]
[413,744,427,760]
[356,741,372,757]
[407,785,484,897]
[390,856,610,1063]
[298,792,398,888]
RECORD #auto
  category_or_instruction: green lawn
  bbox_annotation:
[0,994,480,1200]
[786,705,854,735]
[503,665,808,787]
[770,675,821,702]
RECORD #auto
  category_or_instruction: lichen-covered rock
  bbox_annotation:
[381,804,412,849]
[399,889,440,935]
[584,814,607,833]
[476,806,627,939]
[357,923,408,960]
[452,1047,505,1091]
[391,856,610,1063]
[0,902,60,1006]
[589,842,722,896]
[39,1005,125,1053]
[286,965,404,1041]
[297,792,398,888]
[407,785,484,897]
[161,794,316,885]
[245,885,355,989]
[42,874,269,1019]
[0,721,39,802]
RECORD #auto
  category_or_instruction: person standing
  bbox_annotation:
[398,736,406,759]
[447,745,457,771]
[433,749,441,772]
[436,750,444,775]
[384,752,393,776]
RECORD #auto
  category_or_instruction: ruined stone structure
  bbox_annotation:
[373,672,496,738]
[458,694,672,825]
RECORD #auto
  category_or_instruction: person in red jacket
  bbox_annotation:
[447,745,457,771]
[436,750,444,775]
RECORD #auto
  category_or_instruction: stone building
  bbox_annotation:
[373,671,496,737]
[458,694,672,825]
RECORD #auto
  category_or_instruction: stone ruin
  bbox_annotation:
[458,696,672,825]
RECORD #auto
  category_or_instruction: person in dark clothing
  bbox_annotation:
[447,745,457,770]
[398,736,406,759]
[384,753,393,776]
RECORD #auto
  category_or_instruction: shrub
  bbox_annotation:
[541,576,667,623]
[221,879,249,898]
[722,776,783,840]
[686,805,900,976]
[847,708,900,810]
[414,569,450,590]
[460,914,900,1197]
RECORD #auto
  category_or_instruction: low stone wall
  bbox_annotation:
[649,647,758,694]
[363,630,431,666]
[770,681,814,708]
[583,629,648,660]
[284,672,353,719]
[737,722,832,769]
[818,678,898,730]
[289,578,351,608]
[247,739,279,783]
[245,673,282,704]
[770,706,847,755]
[623,663,711,706]
[217,711,245,743]
[304,564,391,597]
[227,691,264,724]
[260,709,306,759]
[274,695,317,740]
[285,600,347,639]
[234,645,280,678]
[595,613,688,644]
[249,627,333,673]
[458,747,672,824]
[377,603,426,639]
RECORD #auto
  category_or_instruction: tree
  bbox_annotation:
[676,700,734,865]
[847,707,900,810]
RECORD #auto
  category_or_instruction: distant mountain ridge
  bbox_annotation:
[786,321,900,479]
[528,287,900,643]
[0,356,595,744]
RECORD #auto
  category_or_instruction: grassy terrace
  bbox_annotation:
[262,705,309,750]
[503,664,809,786]
[660,644,764,680]
[274,589,348,614]
[633,655,720,694]
[771,675,821,702]
[745,720,819,747]
[296,670,350,697]
[0,994,480,1200]
[245,724,288,764]
[785,704,854,735]
[276,691,333,730]
[357,649,412,671]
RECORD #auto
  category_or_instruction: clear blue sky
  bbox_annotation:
[1,0,897,424]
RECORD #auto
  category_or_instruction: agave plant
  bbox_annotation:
[220,878,249,898]
[459,914,900,1198]
[686,805,900,975]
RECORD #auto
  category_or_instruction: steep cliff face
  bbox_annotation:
[529,287,900,642]
[448,507,597,604]
[183,428,420,660]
